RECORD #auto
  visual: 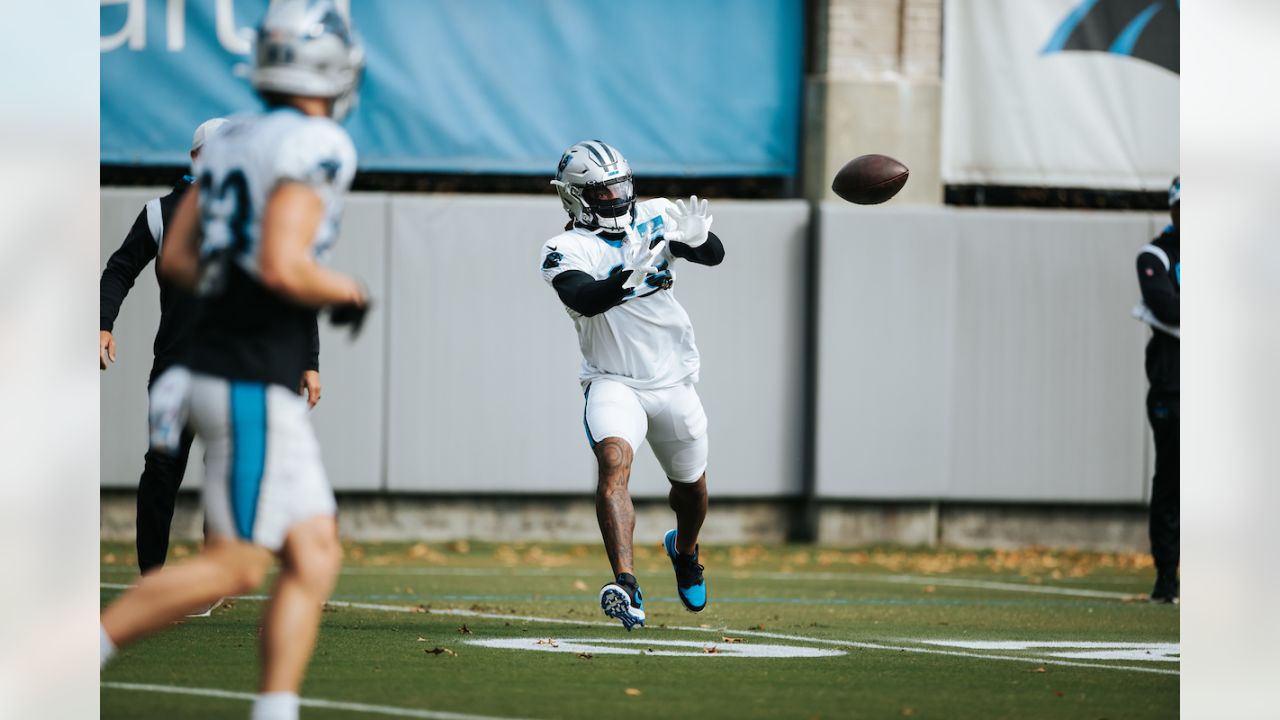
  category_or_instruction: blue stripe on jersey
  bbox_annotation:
[229,382,268,541]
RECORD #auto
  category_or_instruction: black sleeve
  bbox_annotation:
[306,315,320,372]
[100,207,158,332]
[669,231,724,266]
[1137,253,1179,325]
[552,269,630,317]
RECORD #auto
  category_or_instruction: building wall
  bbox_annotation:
[101,190,1159,507]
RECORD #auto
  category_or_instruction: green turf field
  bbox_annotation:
[100,541,1178,719]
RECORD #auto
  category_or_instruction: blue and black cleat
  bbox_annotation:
[664,529,707,613]
[599,573,646,630]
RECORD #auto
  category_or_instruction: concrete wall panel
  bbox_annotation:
[385,196,808,498]
[816,205,1157,501]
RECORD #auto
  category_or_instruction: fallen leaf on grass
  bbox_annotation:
[572,579,589,591]
[424,647,457,656]
[1054,690,1065,698]
[624,688,642,696]
[922,586,937,593]
[901,709,915,717]
[751,623,767,630]
[577,653,593,660]
[721,636,745,644]
[412,604,429,614]
[103,553,117,564]
[457,624,473,635]
[703,645,720,654]
[1029,666,1048,673]
[698,624,711,629]
[416,636,428,642]
[536,638,559,647]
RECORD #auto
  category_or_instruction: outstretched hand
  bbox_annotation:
[664,195,713,248]
[623,238,667,290]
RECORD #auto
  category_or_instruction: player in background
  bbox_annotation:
[1135,176,1180,603]
[100,3,366,718]
[100,118,324,586]
[540,141,725,630]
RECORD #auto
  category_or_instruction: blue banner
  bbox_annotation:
[101,1,804,176]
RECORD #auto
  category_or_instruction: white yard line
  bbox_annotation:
[99,583,1177,676]
[101,681,532,720]
[102,566,1139,599]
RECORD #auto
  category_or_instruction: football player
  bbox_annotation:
[540,141,725,630]
[100,117,324,589]
[100,3,366,718]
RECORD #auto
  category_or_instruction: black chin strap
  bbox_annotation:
[573,220,627,240]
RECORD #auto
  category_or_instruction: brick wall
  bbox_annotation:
[817,0,942,80]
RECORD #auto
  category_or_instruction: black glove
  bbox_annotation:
[328,300,370,339]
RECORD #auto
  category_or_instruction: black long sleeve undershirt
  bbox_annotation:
[553,268,630,317]
[306,317,320,372]
[100,208,155,333]
[670,231,725,266]
[552,232,726,316]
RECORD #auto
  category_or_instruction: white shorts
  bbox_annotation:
[583,379,709,483]
[187,373,336,552]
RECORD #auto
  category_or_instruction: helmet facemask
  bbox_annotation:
[583,176,635,231]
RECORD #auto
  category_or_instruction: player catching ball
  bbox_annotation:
[100,3,366,718]
[541,141,725,629]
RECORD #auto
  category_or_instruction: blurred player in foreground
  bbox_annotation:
[541,141,725,629]
[100,118,324,583]
[1134,176,1180,603]
[100,2,367,718]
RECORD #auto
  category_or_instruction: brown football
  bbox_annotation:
[831,154,909,205]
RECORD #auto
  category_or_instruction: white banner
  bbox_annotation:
[942,0,1179,190]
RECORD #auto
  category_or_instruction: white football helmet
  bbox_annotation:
[551,140,635,232]
[251,0,365,123]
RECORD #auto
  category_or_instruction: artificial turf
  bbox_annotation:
[100,541,1178,719]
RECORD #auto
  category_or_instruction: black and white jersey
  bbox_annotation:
[100,176,199,379]
[1136,224,1179,395]
[185,107,356,388]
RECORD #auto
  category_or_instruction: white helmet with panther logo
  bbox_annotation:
[252,0,365,123]
[551,140,635,232]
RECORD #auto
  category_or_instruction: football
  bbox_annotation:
[830,154,910,205]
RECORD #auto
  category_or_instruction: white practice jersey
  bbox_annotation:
[541,198,700,390]
[193,107,357,276]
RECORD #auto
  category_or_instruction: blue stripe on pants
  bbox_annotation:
[229,382,267,541]
[583,383,596,448]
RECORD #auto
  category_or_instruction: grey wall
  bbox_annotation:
[101,191,807,498]
[101,190,1161,503]
[815,205,1163,502]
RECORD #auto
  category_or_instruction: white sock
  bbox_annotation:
[251,692,300,720]
[99,624,116,668]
